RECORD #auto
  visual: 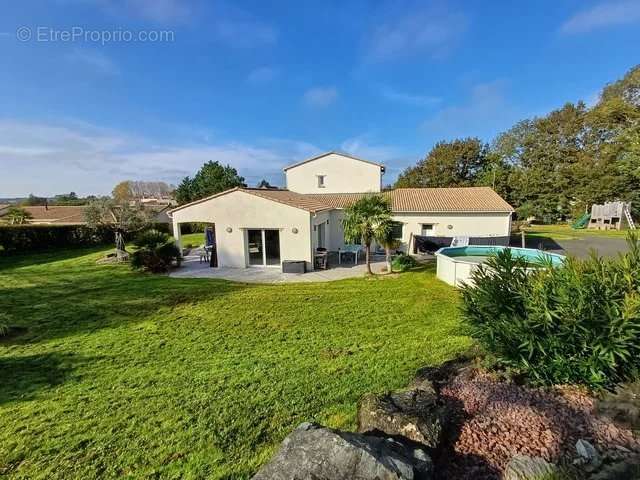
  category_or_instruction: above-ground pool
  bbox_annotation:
[435,245,565,287]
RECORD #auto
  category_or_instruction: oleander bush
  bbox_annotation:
[130,229,181,273]
[461,232,640,390]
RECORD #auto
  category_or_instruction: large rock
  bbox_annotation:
[252,422,433,480]
[503,455,558,480]
[357,380,445,449]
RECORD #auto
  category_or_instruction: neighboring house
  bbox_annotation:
[19,206,87,225]
[169,152,514,270]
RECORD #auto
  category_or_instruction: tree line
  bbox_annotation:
[395,65,640,220]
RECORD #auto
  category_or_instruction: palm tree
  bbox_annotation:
[375,223,401,273]
[6,207,32,225]
[342,194,392,274]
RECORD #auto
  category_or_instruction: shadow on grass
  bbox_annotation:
[0,247,248,345]
[0,352,79,404]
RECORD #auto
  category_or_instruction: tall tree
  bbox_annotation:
[112,181,133,202]
[342,194,392,275]
[395,138,489,188]
[256,179,274,189]
[175,161,246,205]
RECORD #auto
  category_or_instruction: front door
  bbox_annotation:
[247,229,280,266]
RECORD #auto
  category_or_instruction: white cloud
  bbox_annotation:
[561,0,640,34]
[65,49,120,75]
[420,80,522,141]
[365,6,468,62]
[0,119,323,196]
[213,18,277,48]
[89,0,277,47]
[91,0,194,24]
[340,134,415,181]
[378,85,441,107]
[246,66,279,84]
[303,87,338,108]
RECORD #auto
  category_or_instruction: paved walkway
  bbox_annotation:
[170,254,387,283]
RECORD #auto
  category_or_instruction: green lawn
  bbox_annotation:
[0,247,470,479]
[524,224,631,240]
[180,232,206,247]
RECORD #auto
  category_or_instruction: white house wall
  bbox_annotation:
[286,153,382,194]
[391,212,512,251]
[171,190,313,268]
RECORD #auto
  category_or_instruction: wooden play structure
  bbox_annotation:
[588,201,636,231]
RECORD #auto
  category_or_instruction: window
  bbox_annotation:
[317,175,326,188]
[391,222,403,240]
[421,224,434,236]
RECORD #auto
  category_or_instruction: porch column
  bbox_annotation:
[172,217,182,250]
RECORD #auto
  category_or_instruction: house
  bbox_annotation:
[169,152,514,270]
[0,204,172,225]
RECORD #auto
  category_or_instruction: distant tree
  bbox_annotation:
[53,192,84,205]
[4,207,32,225]
[112,181,133,202]
[256,179,274,189]
[342,194,392,275]
[21,194,47,206]
[175,161,246,205]
[395,138,489,188]
[84,199,151,261]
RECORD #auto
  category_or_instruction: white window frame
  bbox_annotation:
[421,223,435,236]
[317,175,326,188]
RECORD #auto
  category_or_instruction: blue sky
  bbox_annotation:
[1,0,639,196]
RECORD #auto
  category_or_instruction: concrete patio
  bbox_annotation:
[170,252,387,283]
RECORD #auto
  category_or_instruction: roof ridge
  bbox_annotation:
[283,151,385,171]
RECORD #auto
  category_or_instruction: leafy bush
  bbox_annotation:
[461,233,640,391]
[392,253,418,272]
[130,229,181,273]
[0,223,171,255]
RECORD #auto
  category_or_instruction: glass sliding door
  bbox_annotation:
[264,230,280,265]
[247,229,264,266]
[247,229,280,266]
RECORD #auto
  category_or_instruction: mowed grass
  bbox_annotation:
[524,223,630,240]
[0,247,470,479]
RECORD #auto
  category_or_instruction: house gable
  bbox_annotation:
[284,152,384,194]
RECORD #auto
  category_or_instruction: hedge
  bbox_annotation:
[0,223,172,255]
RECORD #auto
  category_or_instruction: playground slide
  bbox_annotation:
[571,213,590,229]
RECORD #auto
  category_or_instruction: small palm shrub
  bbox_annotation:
[461,233,640,391]
[392,253,418,272]
[130,229,182,273]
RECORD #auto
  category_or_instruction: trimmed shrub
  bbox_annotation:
[392,253,418,272]
[461,233,640,391]
[0,223,171,255]
[130,229,181,273]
